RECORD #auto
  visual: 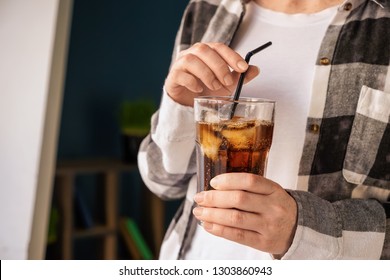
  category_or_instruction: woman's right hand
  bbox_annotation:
[164,42,260,107]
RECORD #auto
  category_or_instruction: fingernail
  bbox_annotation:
[195,85,204,93]
[193,207,203,216]
[212,80,222,90]
[237,61,248,71]
[210,177,219,188]
[223,74,233,86]
[194,192,204,203]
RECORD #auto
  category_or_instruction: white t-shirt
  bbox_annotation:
[184,2,338,260]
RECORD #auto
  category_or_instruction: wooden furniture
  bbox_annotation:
[54,158,164,259]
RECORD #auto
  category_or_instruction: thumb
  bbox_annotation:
[243,65,260,84]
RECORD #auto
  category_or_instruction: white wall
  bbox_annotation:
[0,0,72,259]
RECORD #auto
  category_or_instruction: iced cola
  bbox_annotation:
[195,103,274,192]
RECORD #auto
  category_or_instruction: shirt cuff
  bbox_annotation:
[155,88,195,141]
[151,89,196,174]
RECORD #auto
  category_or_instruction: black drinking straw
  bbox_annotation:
[229,41,272,119]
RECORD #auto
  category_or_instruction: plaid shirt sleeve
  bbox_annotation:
[290,0,390,259]
[138,0,390,259]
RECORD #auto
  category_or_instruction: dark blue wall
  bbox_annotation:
[54,0,188,259]
[58,0,187,158]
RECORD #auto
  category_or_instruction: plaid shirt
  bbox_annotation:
[138,0,390,259]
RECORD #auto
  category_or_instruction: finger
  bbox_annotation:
[203,221,262,249]
[207,42,249,73]
[185,43,236,87]
[194,190,265,213]
[166,69,204,93]
[193,206,263,232]
[193,205,295,252]
[200,222,287,254]
[210,173,277,195]
[222,65,260,93]
[229,65,260,81]
[243,65,260,83]
[175,53,224,91]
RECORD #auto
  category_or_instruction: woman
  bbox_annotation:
[138,0,390,259]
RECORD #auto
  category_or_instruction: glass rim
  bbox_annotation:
[194,95,275,104]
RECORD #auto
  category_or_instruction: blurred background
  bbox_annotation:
[48,0,188,259]
[59,0,186,159]
[0,0,189,260]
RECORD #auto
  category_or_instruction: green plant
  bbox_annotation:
[119,99,156,136]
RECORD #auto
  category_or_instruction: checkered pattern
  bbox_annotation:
[138,0,390,259]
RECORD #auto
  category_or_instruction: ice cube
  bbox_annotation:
[221,124,257,150]
[200,129,222,161]
[203,110,220,123]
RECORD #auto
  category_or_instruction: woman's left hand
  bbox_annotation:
[193,173,298,256]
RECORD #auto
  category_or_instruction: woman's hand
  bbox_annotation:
[165,42,260,107]
[193,173,298,256]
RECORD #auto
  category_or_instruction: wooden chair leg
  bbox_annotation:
[56,173,74,260]
[103,171,118,259]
